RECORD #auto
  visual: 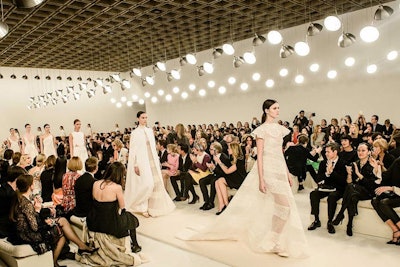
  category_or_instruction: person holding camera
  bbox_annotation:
[292,110,309,130]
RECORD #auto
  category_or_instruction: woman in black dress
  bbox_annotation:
[214,142,246,215]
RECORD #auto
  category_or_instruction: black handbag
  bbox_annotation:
[376,191,398,200]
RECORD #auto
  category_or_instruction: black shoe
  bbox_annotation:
[199,203,207,210]
[216,205,227,215]
[346,225,353,236]
[131,244,142,253]
[307,220,321,231]
[189,195,199,204]
[298,184,304,191]
[173,196,182,201]
[228,195,233,202]
[327,222,336,234]
[204,203,215,210]
[332,213,345,226]
[78,247,99,255]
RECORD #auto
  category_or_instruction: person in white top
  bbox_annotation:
[22,124,39,161]
[40,124,57,157]
[7,128,21,153]
[124,111,175,218]
[69,119,89,168]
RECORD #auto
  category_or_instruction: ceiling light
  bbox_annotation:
[29,96,35,102]
[138,99,145,105]
[56,76,62,80]
[345,57,355,67]
[141,78,147,87]
[110,74,121,82]
[42,101,48,107]
[156,61,166,72]
[121,96,127,102]
[87,89,95,98]
[203,62,214,74]
[111,98,116,103]
[327,70,337,79]
[309,63,320,72]
[121,79,131,90]
[213,48,223,58]
[144,92,151,98]
[73,92,80,100]
[252,73,261,81]
[46,92,52,99]
[294,41,310,56]
[33,102,40,108]
[172,86,180,94]
[218,86,226,94]
[233,56,245,68]
[360,25,379,43]
[171,69,180,80]
[79,83,88,91]
[265,79,275,88]
[12,0,45,8]
[0,21,9,39]
[55,89,63,97]
[324,15,341,31]
[186,53,197,65]
[179,56,187,66]
[307,23,323,36]
[367,64,377,74]
[145,75,155,85]
[267,31,282,45]
[228,77,236,84]
[51,98,57,105]
[295,74,304,84]
[280,44,294,58]
[132,68,142,77]
[127,101,133,107]
[131,94,138,101]
[94,78,103,87]
[116,102,122,108]
[87,77,92,82]
[77,76,82,81]
[38,95,45,101]
[34,75,40,80]
[66,86,74,93]
[10,74,16,79]
[387,51,398,61]
[243,52,256,64]
[157,89,164,96]
[197,66,205,76]
[181,92,188,99]
[45,75,51,80]
[240,83,249,91]
[338,32,356,48]
[374,5,394,20]
[165,94,172,101]
[166,72,173,81]
[67,76,72,81]
[222,43,234,55]
[279,68,288,77]
[208,80,215,88]
[253,33,266,46]
[103,85,112,94]
[61,95,68,103]
[198,89,206,97]
[189,84,196,91]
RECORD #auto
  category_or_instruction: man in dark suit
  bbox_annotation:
[199,141,231,211]
[97,138,113,179]
[73,157,98,218]
[157,139,168,169]
[308,142,347,234]
[371,114,384,133]
[170,144,192,201]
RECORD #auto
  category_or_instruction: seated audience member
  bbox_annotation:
[170,144,191,201]
[388,133,400,159]
[372,138,395,172]
[19,153,33,171]
[349,123,362,148]
[40,155,57,202]
[332,143,380,236]
[97,138,113,179]
[161,144,179,191]
[87,162,141,253]
[0,166,26,239]
[111,139,128,166]
[157,139,168,169]
[382,119,395,142]
[339,135,358,165]
[285,135,321,191]
[0,149,13,184]
[214,143,246,215]
[242,135,257,173]
[308,142,347,234]
[182,142,211,204]
[60,156,83,218]
[362,123,373,142]
[199,142,231,211]
[73,157,98,218]
[371,114,384,133]
[10,174,95,267]
[11,152,21,167]
[310,125,325,149]
[324,125,340,144]
[371,157,400,245]
[28,153,46,196]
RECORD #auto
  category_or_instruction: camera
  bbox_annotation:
[311,112,316,117]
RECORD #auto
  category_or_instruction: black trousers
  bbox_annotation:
[310,190,343,221]
[199,174,218,204]
[338,184,372,217]
[371,196,400,224]
[170,174,185,198]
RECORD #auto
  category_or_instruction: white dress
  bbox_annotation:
[43,135,56,157]
[71,131,88,163]
[23,135,38,160]
[177,123,309,258]
[8,137,20,153]
[124,126,175,217]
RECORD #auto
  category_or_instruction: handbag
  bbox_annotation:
[376,191,398,200]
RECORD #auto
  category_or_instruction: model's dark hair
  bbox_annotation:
[137,111,146,118]
[24,123,30,128]
[261,99,277,123]
[73,119,80,125]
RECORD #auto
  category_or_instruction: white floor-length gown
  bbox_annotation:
[23,135,38,160]
[43,134,56,157]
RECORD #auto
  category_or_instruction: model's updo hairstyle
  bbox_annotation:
[137,111,145,118]
[261,99,277,123]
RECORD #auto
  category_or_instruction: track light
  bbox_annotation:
[110,74,121,83]
[61,95,68,103]
[171,69,180,80]
[252,33,266,46]
[213,48,223,59]
[103,85,112,94]
[338,32,356,48]
[67,76,72,81]
[94,78,103,87]
[10,74,16,79]
[141,78,147,87]
[197,66,205,76]
[307,23,323,36]
[34,75,40,80]
[186,53,197,65]
[166,72,173,82]
[121,79,131,90]
[233,56,245,68]
[77,76,82,81]
[79,83,88,91]
[66,86,74,93]
[132,68,142,77]
[179,57,187,66]
[22,75,28,79]
[203,62,214,74]
[45,75,51,80]
[280,44,294,58]
[374,5,393,20]
[12,0,45,8]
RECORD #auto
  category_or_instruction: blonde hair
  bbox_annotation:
[175,123,185,139]
[373,138,389,153]
[229,142,243,165]
[35,153,46,167]
[312,125,321,142]
[112,139,124,149]
[67,156,83,172]
[167,144,178,154]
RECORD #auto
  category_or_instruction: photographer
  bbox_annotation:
[292,110,309,130]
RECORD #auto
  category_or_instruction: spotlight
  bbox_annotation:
[186,53,197,65]
[156,62,166,72]
[61,95,68,103]
[87,89,95,98]
[267,31,282,45]
[110,74,121,83]
[10,74,16,79]
[145,75,155,85]
[280,44,294,58]
[338,32,356,48]
[29,96,35,102]
[56,76,62,80]
[253,33,266,46]
[51,98,57,105]
[86,77,92,82]
[294,41,310,56]
[94,78,103,87]
[203,62,214,74]
[222,43,234,55]
[0,21,9,39]
[166,72,173,82]
[360,25,379,43]
[103,85,112,94]
[79,83,88,91]
[121,79,131,90]
[233,56,245,68]
[132,68,142,77]
[171,69,180,80]
[22,75,28,80]
[66,86,74,93]
[374,5,393,20]
[307,23,323,36]
[73,92,80,100]
[324,15,341,31]
[212,48,223,59]
[34,75,40,80]
[67,76,72,81]
[197,66,205,76]
[77,76,82,81]
[12,0,45,8]
[55,89,63,97]
[243,52,256,64]
[179,57,187,66]
[45,76,51,80]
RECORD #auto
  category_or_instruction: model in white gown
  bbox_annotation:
[69,120,88,172]
[23,135,38,160]
[42,135,56,157]
[177,100,308,258]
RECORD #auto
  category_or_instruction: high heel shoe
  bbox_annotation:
[78,247,99,255]
[332,213,345,226]
[387,230,400,245]
[346,225,353,236]
[216,205,227,215]
[189,195,199,204]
